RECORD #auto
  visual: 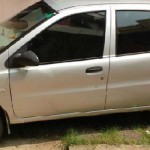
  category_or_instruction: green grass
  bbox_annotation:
[62,127,150,148]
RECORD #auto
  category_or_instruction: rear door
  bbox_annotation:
[9,5,111,118]
[106,4,150,109]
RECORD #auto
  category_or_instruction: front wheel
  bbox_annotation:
[0,115,4,138]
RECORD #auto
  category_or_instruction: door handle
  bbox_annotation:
[86,66,103,73]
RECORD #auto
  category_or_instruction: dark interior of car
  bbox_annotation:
[29,31,104,63]
[117,31,150,55]
[27,13,105,64]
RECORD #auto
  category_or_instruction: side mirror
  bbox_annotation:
[12,51,39,68]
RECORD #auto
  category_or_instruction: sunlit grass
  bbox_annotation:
[62,126,150,148]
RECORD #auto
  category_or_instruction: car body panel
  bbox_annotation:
[9,5,110,118]
[44,0,150,11]
[0,50,14,119]
[106,4,150,109]
[0,1,149,125]
[10,59,109,117]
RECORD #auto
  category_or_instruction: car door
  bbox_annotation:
[106,4,150,109]
[9,5,110,118]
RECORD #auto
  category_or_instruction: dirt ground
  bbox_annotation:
[0,141,64,150]
[0,111,149,150]
[70,145,150,150]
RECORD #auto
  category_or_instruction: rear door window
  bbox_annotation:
[116,11,150,56]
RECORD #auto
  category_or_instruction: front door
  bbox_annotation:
[9,6,110,118]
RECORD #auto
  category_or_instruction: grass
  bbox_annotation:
[62,125,150,147]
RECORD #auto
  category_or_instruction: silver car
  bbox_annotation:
[0,0,150,137]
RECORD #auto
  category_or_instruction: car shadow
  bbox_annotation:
[0,111,149,148]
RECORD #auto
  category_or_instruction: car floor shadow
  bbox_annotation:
[0,111,149,148]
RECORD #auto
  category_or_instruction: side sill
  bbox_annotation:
[10,105,150,124]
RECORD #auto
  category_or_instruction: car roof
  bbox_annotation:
[44,0,150,11]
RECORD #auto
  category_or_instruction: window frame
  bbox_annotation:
[110,4,150,57]
[25,11,107,65]
[7,5,111,68]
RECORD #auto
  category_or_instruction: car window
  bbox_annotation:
[116,11,150,56]
[22,11,106,64]
[0,1,56,51]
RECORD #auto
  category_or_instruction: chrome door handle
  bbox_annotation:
[86,66,103,73]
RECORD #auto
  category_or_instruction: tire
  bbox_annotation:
[0,115,4,138]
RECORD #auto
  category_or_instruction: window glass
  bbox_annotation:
[0,1,56,51]
[26,11,106,64]
[116,11,150,56]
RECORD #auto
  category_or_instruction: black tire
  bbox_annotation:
[0,115,4,138]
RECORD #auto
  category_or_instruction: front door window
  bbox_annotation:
[10,11,106,66]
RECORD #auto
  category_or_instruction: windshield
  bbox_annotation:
[0,1,56,51]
